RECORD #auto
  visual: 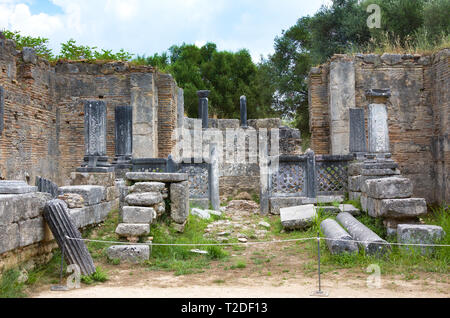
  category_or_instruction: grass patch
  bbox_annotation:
[81,267,109,285]
[230,260,247,270]
[0,269,26,298]
[147,213,228,275]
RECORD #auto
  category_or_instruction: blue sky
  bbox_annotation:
[0,0,332,61]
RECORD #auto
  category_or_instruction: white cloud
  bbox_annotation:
[0,0,330,61]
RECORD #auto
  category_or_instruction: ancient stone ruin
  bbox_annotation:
[0,36,448,269]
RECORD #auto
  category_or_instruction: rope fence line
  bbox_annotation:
[64,235,450,248]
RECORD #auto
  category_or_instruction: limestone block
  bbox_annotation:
[321,219,358,254]
[69,199,119,229]
[22,47,37,64]
[126,172,188,183]
[0,181,37,194]
[348,162,363,176]
[0,223,19,254]
[397,224,445,255]
[170,181,189,224]
[130,182,165,193]
[315,206,340,214]
[107,245,149,264]
[19,217,45,247]
[122,206,155,224]
[106,186,119,201]
[115,223,150,237]
[280,204,316,231]
[70,172,115,187]
[362,177,413,199]
[369,198,428,219]
[0,192,51,224]
[125,192,162,207]
[58,186,106,206]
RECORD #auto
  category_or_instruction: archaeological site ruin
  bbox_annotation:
[0,35,448,284]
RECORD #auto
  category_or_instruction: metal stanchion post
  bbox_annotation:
[51,238,69,292]
[311,232,328,297]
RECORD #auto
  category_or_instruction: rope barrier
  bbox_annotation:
[64,235,450,248]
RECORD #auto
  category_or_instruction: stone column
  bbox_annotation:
[329,59,355,155]
[209,143,220,211]
[366,89,391,159]
[77,101,114,172]
[240,95,248,128]
[349,108,367,159]
[197,90,210,129]
[113,105,133,169]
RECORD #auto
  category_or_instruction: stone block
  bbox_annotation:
[190,198,210,210]
[362,177,413,199]
[0,192,51,224]
[18,217,45,247]
[115,224,150,237]
[361,168,401,176]
[348,162,363,176]
[126,172,188,183]
[0,181,37,194]
[107,245,150,264]
[0,223,19,254]
[122,206,155,224]
[321,219,358,255]
[106,186,119,201]
[69,199,119,229]
[70,172,115,187]
[22,47,37,64]
[369,198,428,219]
[125,192,162,207]
[130,182,165,193]
[269,197,305,215]
[280,204,316,231]
[397,224,445,255]
[170,181,189,224]
[58,186,106,206]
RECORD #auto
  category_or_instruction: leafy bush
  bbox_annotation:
[2,30,53,59]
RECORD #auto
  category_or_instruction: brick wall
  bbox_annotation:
[0,38,183,186]
[308,50,450,204]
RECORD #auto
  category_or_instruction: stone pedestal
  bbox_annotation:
[349,108,367,158]
[77,101,114,173]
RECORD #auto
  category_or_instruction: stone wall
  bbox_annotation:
[308,49,450,204]
[183,117,302,198]
[0,38,184,186]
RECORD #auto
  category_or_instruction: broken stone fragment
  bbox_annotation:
[58,193,85,208]
[280,204,316,231]
[362,177,413,199]
[106,245,149,264]
[58,185,105,206]
[397,224,445,256]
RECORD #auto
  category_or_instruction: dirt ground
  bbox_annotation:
[30,201,449,299]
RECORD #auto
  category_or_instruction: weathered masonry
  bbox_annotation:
[0,38,184,186]
[308,50,450,204]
